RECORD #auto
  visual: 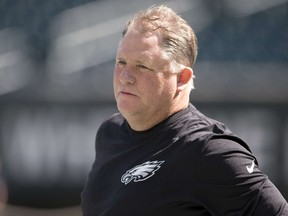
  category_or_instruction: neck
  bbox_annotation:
[125,100,189,132]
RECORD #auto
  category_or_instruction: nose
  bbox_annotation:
[119,66,135,85]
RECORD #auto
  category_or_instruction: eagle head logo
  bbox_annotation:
[121,160,165,185]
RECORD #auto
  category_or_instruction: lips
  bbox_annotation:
[119,89,137,97]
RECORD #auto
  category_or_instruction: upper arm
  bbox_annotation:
[195,137,288,215]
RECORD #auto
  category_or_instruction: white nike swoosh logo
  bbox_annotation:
[246,160,255,174]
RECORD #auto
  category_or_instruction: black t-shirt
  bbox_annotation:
[81,104,288,216]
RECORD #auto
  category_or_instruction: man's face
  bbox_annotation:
[113,30,179,125]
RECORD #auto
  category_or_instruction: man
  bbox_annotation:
[81,5,288,215]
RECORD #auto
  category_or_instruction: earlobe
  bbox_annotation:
[177,67,193,91]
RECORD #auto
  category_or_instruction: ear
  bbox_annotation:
[177,67,193,91]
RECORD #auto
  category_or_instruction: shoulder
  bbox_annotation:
[193,136,288,215]
[174,107,234,149]
[202,135,253,157]
[94,113,125,153]
[98,113,124,132]
[195,135,259,184]
[96,113,125,143]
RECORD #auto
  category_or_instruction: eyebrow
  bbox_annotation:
[135,59,152,66]
[116,55,152,66]
[115,56,125,61]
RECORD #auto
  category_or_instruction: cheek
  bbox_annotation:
[160,78,178,101]
[158,73,177,90]
[113,68,119,84]
[113,69,120,96]
[145,75,176,98]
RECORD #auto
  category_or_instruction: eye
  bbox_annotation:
[116,60,126,69]
[117,60,126,66]
[137,64,153,72]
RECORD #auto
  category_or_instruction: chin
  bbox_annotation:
[117,103,142,116]
[117,102,135,113]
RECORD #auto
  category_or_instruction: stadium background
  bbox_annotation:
[0,0,287,215]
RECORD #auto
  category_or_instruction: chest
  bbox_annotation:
[82,137,208,215]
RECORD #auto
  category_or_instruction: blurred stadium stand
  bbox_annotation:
[0,0,287,213]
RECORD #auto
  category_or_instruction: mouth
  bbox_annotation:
[119,90,137,97]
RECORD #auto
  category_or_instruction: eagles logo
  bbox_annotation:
[121,160,165,185]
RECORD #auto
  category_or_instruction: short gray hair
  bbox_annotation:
[122,5,198,69]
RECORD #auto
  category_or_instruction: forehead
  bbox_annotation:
[116,31,166,61]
